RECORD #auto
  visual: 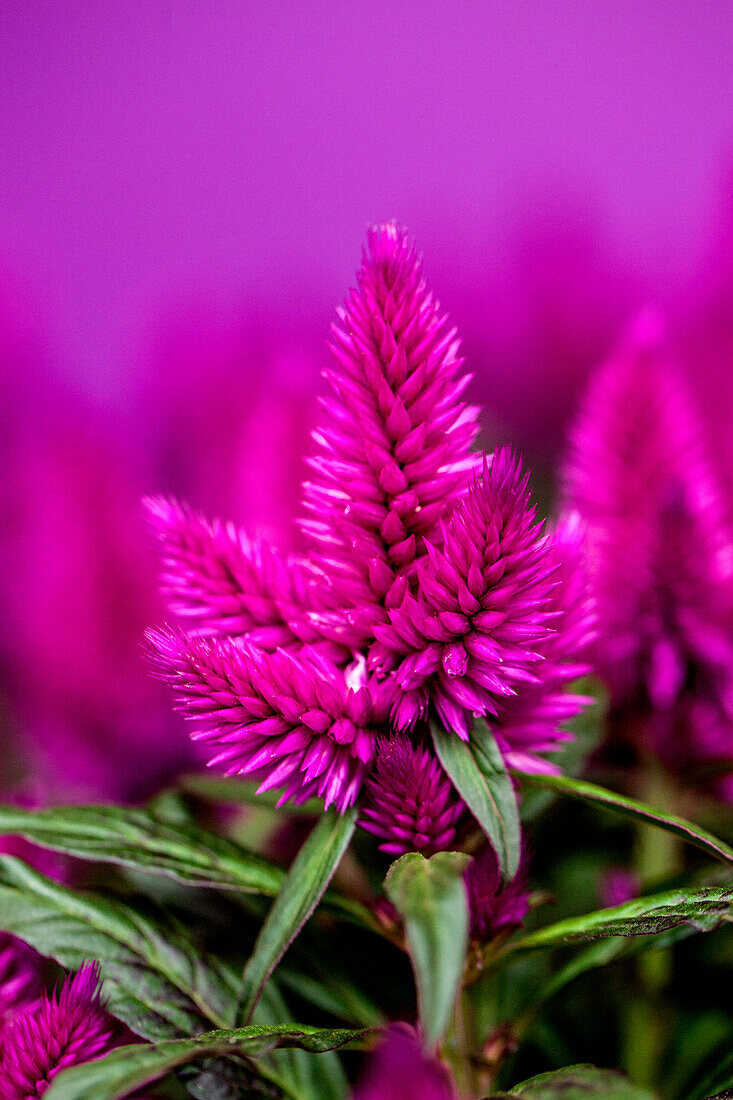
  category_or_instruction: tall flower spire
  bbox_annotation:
[563,312,733,786]
[301,223,481,648]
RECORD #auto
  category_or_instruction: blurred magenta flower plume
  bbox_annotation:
[0,962,118,1098]
[0,934,43,1028]
[563,311,733,790]
[148,226,594,815]
[359,733,464,856]
[352,1025,455,1100]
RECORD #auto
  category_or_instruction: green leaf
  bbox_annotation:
[0,801,374,930]
[238,807,357,1023]
[384,851,471,1051]
[0,801,284,894]
[486,1063,658,1098]
[507,884,733,953]
[254,980,349,1100]
[513,771,733,867]
[44,1024,368,1100]
[431,718,521,880]
[0,855,238,1040]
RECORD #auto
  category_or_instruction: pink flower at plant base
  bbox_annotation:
[0,963,118,1099]
[148,226,595,811]
[352,1025,455,1100]
[563,312,733,792]
[359,734,464,855]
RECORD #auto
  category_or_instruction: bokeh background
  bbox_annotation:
[2,0,733,803]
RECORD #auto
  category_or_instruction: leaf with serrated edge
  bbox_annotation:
[432,718,521,880]
[238,807,357,1022]
[0,856,237,1040]
[513,771,733,867]
[385,851,470,1051]
[44,1025,368,1100]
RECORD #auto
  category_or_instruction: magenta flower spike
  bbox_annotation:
[0,962,117,1098]
[372,447,557,738]
[464,843,530,942]
[301,223,481,649]
[564,312,733,787]
[147,628,388,811]
[359,733,464,855]
[352,1025,455,1100]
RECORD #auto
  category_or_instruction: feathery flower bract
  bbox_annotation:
[491,510,597,773]
[0,962,117,1099]
[144,495,330,652]
[359,733,464,855]
[372,448,556,738]
[464,844,530,942]
[147,628,388,810]
[563,313,733,786]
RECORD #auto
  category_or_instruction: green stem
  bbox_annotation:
[442,990,475,1100]
[623,764,681,1089]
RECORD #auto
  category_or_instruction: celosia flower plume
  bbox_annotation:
[563,312,733,787]
[0,962,117,1099]
[148,225,594,818]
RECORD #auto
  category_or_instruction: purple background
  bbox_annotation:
[2,1,733,395]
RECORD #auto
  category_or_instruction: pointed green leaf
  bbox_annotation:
[254,980,349,1100]
[507,884,733,953]
[0,802,284,893]
[432,718,521,879]
[486,1063,658,1098]
[0,856,237,1040]
[385,851,471,1051]
[0,801,373,929]
[238,807,357,1022]
[44,1024,368,1100]
[513,771,733,867]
